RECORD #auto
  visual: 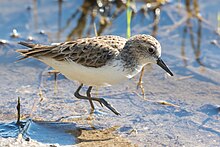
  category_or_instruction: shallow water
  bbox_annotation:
[0,0,220,146]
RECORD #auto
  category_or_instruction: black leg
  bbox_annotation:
[74,84,120,115]
[74,83,84,97]
[86,86,95,113]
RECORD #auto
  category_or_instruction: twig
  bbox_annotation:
[176,75,193,81]
[156,100,180,107]
[48,69,60,94]
[132,92,179,107]
[16,97,21,125]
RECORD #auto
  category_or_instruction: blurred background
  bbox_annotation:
[0,0,219,146]
[0,0,220,72]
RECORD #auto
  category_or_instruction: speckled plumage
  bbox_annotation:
[17,34,172,86]
[18,35,127,68]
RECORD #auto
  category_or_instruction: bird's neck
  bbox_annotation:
[118,47,144,75]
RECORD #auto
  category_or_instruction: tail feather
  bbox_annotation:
[16,55,31,62]
[16,42,54,61]
[18,41,36,48]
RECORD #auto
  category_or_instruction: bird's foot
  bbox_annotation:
[96,98,120,115]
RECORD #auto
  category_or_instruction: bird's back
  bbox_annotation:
[17,35,127,68]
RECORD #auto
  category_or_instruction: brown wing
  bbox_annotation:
[17,37,120,68]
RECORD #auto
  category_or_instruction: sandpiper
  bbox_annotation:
[16,34,173,115]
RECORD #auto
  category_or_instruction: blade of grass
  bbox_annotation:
[126,0,132,38]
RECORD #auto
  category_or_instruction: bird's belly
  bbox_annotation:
[40,58,128,86]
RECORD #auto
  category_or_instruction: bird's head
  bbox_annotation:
[125,34,173,76]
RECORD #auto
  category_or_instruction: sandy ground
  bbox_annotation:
[77,127,136,147]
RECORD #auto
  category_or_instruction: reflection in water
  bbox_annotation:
[57,0,63,42]
[66,0,96,40]
[63,0,126,40]
[33,0,38,31]
[181,0,204,67]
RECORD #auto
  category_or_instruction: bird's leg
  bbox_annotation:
[74,84,120,115]
[137,67,145,97]
[86,86,95,114]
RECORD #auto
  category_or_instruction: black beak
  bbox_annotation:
[157,58,173,76]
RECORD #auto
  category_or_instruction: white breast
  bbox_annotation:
[39,57,133,86]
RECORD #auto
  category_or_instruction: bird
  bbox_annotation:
[16,34,173,115]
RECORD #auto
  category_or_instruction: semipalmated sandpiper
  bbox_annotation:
[17,34,173,115]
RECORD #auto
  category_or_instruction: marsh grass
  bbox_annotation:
[126,0,132,38]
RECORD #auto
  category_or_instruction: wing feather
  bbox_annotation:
[16,36,124,68]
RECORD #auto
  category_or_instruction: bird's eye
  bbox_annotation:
[148,47,154,54]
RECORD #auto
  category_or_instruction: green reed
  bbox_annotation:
[126,0,132,38]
